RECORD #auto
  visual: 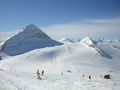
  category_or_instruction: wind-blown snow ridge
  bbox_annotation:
[59,38,75,43]
[0,24,62,56]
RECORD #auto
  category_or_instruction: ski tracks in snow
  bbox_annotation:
[0,69,40,90]
[0,69,120,90]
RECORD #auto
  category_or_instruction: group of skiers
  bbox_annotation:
[37,69,111,80]
[82,74,111,80]
[82,74,91,80]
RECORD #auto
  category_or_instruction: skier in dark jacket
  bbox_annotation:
[37,69,41,80]
[89,75,91,80]
[41,70,44,76]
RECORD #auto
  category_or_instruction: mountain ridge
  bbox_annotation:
[0,24,62,56]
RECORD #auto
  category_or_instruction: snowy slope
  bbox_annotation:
[0,27,120,90]
[0,24,62,56]
[1,41,120,71]
[0,39,120,90]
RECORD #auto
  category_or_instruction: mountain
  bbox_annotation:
[0,24,62,56]
[78,37,113,59]
[0,27,120,90]
[0,32,17,41]
[59,38,75,43]
[78,37,95,47]
[0,40,120,90]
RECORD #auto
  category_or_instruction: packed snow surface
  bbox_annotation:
[0,25,120,90]
[0,38,120,90]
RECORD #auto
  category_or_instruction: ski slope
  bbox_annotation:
[0,39,120,90]
[0,24,120,90]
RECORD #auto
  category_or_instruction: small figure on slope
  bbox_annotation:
[82,74,84,77]
[89,75,91,80]
[37,69,42,80]
[104,74,111,79]
[41,70,44,76]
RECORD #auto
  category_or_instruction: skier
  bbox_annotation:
[104,74,111,79]
[89,75,91,80]
[41,70,44,76]
[82,74,84,77]
[61,72,63,75]
[37,69,41,80]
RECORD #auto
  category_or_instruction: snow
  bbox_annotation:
[1,24,62,56]
[78,37,95,47]
[59,38,75,44]
[0,25,120,90]
[0,40,120,90]
[0,32,17,41]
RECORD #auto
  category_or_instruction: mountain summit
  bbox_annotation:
[22,24,51,40]
[78,37,95,47]
[1,24,62,56]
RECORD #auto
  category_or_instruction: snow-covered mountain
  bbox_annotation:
[0,32,17,41]
[0,25,120,90]
[0,24,62,56]
[59,38,75,43]
[0,32,17,49]
[78,37,114,59]
[78,37,95,47]
[0,39,120,90]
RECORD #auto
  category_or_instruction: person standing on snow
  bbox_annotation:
[89,75,91,80]
[37,69,41,80]
[41,70,44,76]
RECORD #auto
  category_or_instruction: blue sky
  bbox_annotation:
[0,0,120,39]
